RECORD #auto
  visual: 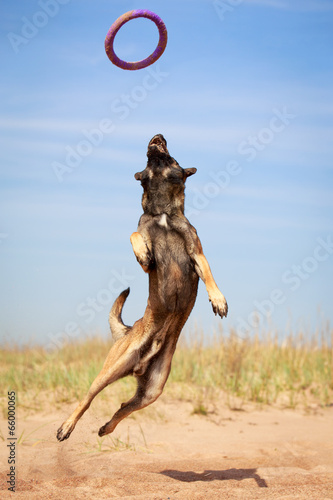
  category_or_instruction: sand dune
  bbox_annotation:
[1,398,333,499]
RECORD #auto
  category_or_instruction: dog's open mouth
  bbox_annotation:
[147,134,169,158]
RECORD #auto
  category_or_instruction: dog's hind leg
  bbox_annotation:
[57,371,113,442]
[98,338,175,436]
[57,330,143,442]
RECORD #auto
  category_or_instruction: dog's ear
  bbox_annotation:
[134,171,142,181]
[184,168,197,179]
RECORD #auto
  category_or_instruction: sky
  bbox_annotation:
[1,0,333,348]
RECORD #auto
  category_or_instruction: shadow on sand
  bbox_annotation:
[161,468,268,488]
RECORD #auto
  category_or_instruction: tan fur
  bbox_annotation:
[56,134,227,442]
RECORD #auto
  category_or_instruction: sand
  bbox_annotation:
[1,397,333,499]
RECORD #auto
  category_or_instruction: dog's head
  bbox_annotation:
[146,134,169,159]
[134,134,197,216]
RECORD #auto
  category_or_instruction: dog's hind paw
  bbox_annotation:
[56,421,75,442]
[98,422,114,437]
[209,293,228,318]
[98,424,107,437]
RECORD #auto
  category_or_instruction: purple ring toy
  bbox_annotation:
[105,10,168,71]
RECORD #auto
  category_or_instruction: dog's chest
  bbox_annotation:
[158,213,169,229]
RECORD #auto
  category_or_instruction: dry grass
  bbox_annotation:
[170,326,333,411]
[1,326,332,416]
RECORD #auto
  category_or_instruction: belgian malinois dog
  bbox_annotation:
[57,134,227,442]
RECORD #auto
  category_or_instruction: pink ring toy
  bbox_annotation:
[105,10,168,71]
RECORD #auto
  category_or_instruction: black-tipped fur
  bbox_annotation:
[56,134,227,442]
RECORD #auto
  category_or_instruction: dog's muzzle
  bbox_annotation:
[147,135,169,158]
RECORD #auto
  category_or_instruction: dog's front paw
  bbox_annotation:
[209,292,228,318]
[136,250,154,273]
[57,421,75,442]
[130,232,154,273]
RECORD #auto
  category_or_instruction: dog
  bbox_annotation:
[57,134,227,442]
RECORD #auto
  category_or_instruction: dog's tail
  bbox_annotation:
[109,288,131,342]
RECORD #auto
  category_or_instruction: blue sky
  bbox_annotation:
[1,0,332,347]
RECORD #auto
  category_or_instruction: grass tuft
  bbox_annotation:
[1,328,332,413]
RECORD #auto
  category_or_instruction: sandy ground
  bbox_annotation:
[1,397,333,499]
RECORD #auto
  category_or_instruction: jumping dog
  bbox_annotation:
[57,134,227,441]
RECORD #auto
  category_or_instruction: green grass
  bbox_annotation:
[171,327,333,409]
[1,327,332,414]
[82,425,150,454]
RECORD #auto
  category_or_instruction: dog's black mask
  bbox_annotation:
[146,134,170,159]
